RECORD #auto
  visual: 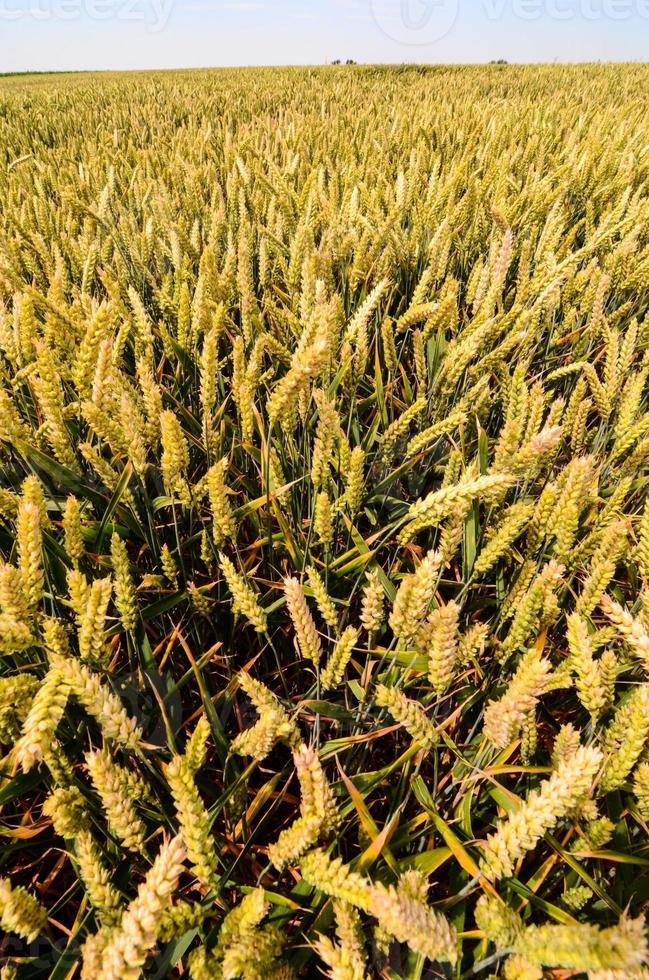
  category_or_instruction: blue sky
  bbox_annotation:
[1,0,648,72]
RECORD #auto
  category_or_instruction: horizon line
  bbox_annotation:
[2,59,649,77]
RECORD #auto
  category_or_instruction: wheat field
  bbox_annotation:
[1,64,649,978]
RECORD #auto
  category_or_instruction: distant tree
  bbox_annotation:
[332,59,341,65]
[489,59,508,64]
[346,59,357,65]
